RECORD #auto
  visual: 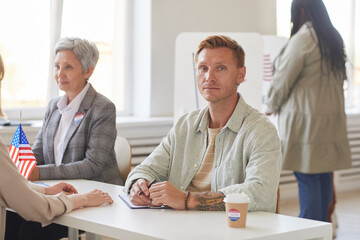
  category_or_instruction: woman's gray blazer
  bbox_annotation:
[32,84,123,185]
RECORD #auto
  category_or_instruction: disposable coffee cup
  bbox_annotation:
[223,193,250,228]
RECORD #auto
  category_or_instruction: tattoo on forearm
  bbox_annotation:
[194,192,225,211]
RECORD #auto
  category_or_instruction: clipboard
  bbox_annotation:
[118,190,169,209]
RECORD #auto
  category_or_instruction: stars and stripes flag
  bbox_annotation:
[8,124,37,179]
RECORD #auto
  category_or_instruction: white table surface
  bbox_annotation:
[43,179,332,240]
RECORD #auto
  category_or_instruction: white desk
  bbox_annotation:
[44,180,332,240]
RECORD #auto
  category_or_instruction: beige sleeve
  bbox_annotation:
[0,140,73,224]
[265,32,306,112]
[29,182,46,194]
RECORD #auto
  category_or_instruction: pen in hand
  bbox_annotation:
[138,179,156,196]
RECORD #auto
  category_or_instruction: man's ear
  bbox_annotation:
[237,66,246,85]
[84,67,95,79]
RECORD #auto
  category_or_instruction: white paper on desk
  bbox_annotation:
[118,191,167,209]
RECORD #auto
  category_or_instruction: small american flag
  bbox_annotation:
[8,124,37,179]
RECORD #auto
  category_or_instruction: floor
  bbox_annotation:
[279,189,360,240]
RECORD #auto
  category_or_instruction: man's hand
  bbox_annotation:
[129,179,152,206]
[45,182,78,195]
[149,181,186,210]
[28,166,40,181]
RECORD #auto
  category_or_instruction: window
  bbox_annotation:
[61,0,127,112]
[0,0,128,120]
[0,0,50,114]
[276,0,360,112]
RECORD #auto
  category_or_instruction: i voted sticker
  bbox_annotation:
[74,112,84,124]
[228,209,240,221]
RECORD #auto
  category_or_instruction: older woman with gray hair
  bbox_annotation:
[0,52,114,240]
[29,37,123,185]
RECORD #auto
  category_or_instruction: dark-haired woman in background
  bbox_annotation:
[265,0,352,223]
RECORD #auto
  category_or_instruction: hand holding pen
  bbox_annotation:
[138,179,156,196]
[129,179,156,206]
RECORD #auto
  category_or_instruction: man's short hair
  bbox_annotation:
[194,35,245,68]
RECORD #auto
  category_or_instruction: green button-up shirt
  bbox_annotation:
[125,96,281,212]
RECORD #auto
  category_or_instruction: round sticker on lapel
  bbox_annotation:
[74,112,84,124]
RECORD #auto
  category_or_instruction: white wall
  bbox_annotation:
[132,0,152,117]
[132,0,277,117]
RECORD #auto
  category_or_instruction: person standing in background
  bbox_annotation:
[265,0,352,225]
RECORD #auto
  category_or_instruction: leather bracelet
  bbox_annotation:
[184,191,190,210]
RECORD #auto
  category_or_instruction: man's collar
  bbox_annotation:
[197,94,246,134]
[225,95,246,133]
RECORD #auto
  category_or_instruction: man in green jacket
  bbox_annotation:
[125,35,281,212]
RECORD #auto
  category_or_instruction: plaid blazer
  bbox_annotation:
[32,84,123,185]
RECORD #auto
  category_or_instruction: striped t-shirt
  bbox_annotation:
[186,127,221,192]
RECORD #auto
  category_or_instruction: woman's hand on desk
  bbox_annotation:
[45,182,78,195]
[68,189,113,209]
[45,183,113,209]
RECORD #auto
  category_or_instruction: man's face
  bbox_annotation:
[196,47,246,104]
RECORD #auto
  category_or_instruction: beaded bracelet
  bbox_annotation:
[184,191,190,210]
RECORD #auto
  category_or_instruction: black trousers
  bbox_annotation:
[5,211,68,240]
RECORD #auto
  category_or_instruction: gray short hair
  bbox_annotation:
[55,37,99,73]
